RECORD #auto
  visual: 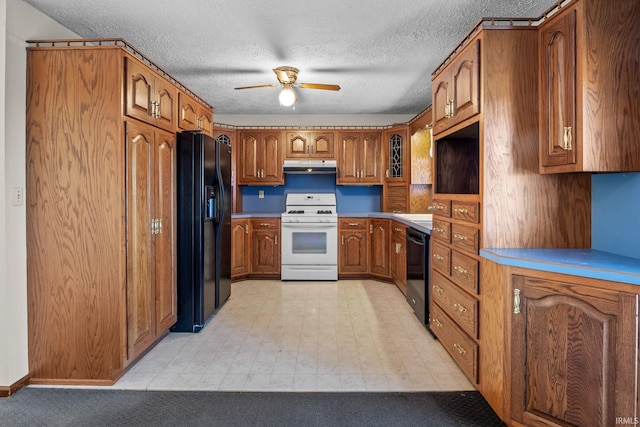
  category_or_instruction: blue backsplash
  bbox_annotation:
[592,172,640,259]
[241,174,381,213]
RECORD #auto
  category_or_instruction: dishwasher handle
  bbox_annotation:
[406,228,426,245]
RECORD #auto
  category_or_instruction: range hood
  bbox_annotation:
[283,159,337,174]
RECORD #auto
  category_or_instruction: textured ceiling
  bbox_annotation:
[24,0,557,116]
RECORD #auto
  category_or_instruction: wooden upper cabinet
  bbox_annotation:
[384,127,408,182]
[337,131,382,185]
[125,56,177,132]
[178,91,214,136]
[510,274,638,427]
[285,131,334,159]
[538,0,640,173]
[432,39,480,135]
[238,131,283,185]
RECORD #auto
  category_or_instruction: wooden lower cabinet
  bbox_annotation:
[250,218,280,276]
[338,218,368,276]
[231,218,250,279]
[369,219,390,277]
[510,273,638,427]
[390,221,406,294]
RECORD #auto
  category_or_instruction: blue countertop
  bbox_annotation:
[481,248,640,285]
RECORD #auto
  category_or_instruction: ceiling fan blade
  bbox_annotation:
[234,84,279,90]
[297,83,341,91]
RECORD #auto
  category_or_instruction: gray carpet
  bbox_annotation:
[0,388,506,426]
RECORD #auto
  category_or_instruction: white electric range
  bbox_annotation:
[280,193,338,281]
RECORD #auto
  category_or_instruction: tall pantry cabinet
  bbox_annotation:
[25,40,206,384]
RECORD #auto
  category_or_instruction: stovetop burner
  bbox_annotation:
[317,210,333,214]
[287,210,305,214]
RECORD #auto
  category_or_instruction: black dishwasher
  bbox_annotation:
[406,227,435,336]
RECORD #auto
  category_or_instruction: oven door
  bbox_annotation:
[281,222,338,266]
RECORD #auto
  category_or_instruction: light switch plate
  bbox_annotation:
[12,187,24,206]
[258,190,264,199]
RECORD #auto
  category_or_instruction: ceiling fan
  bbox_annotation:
[234,66,341,106]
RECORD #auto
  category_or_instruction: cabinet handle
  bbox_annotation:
[151,219,156,234]
[260,223,271,227]
[433,318,443,328]
[386,169,389,178]
[341,235,344,245]
[454,303,467,313]
[454,234,467,241]
[433,284,443,293]
[393,227,402,233]
[514,288,521,314]
[434,204,444,211]
[348,222,359,227]
[454,208,468,214]
[563,126,573,150]
[453,265,468,275]
[158,219,162,234]
[453,343,467,355]
[244,224,249,234]
[370,225,373,234]
[275,236,278,245]
[449,99,455,117]
[395,243,402,254]
[433,253,444,261]
[434,227,444,233]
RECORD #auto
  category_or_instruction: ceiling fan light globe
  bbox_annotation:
[279,87,296,106]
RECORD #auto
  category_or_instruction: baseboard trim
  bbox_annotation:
[0,374,30,398]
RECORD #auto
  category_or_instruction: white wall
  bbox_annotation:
[1,0,78,388]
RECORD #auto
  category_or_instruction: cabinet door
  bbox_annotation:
[310,132,334,158]
[178,92,199,131]
[432,75,450,135]
[369,219,390,277]
[261,132,283,184]
[231,219,250,277]
[385,128,408,182]
[251,221,280,275]
[511,275,638,427]
[337,132,359,183]
[539,8,577,168]
[199,107,213,137]
[238,132,260,183]
[361,132,381,184]
[154,77,177,132]
[125,58,155,126]
[450,39,479,125]
[339,230,368,274]
[125,121,156,360]
[285,132,309,158]
[154,130,177,333]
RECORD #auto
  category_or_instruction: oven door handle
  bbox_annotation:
[281,223,337,229]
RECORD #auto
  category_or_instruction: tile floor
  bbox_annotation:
[115,279,475,392]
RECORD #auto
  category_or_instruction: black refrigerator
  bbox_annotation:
[171,130,231,332]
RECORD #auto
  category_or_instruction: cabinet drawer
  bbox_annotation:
[431,241,451,275]
[430,303,478,383]
[450,250,479,294]
[431,271,478,338]
[391,222,406,236]
[431,219,451,243]
[339,218,367,230]
[251,219,279,229]
[451,224,479,254]
[431,199,451,217]
[452,201,479,224]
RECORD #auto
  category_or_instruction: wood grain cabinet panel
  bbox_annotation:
[238,131,284,185]
[178,92,214,136]
[337,131,382,185]
[231,218,250,278]
[285,131,334,159]
[125,57,177,132]
[26,43,184,384]
[451,224,479,255]
[431,241,451,276]
[432,271,478,339]
[538,0,640,173]
[510,274,638,427]
[369,219,390,277]
[250,219,280,276]
[338,218,368,275]
[431,219,451,244]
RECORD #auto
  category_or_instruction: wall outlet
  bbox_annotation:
[12,187,24,206]
[258,190,264,199]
